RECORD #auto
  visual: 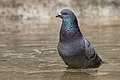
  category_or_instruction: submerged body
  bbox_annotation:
[56,9,102,69]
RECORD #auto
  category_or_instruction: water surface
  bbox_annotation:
[0,21,120,80]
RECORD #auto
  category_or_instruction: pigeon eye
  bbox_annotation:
[63,13,68,15]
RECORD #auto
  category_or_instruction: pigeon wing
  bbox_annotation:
[84,38,97,61]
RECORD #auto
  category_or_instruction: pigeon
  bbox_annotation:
[56,9,102,69]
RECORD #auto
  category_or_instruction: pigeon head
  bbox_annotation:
[56,9,77,21]
[56,9,78,30]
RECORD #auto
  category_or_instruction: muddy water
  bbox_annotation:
[0,22,120,80]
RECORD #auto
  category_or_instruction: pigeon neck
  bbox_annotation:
[62,18,79,30]
[64,18,73,30]
[59,18,83,43]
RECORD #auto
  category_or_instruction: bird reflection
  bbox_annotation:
[61,69,97,80]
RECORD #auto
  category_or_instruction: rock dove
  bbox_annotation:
[56,9,102,69]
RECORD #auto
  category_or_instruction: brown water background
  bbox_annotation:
[0,0,120,80]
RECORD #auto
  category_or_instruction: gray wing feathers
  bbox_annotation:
[84,38,97,61]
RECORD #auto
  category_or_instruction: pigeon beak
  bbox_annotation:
[56,12,62,18]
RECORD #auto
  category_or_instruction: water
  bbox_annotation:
[0,21,120,80]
